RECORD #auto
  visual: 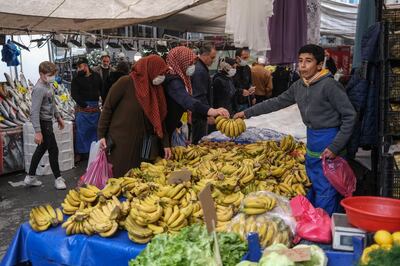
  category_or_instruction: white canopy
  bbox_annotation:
[0,0,358,39]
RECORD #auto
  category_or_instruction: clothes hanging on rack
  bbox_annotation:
[352,0,376,69]
[346,23,381,159]
[307,0,321,44]
[267,0,308,64]
[225,0,274,52]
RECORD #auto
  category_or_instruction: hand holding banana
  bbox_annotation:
[215,116,246,138]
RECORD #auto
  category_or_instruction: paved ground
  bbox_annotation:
[0,162,86,261]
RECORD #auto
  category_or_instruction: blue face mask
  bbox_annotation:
[46,75,56,83]
[186,65,196,76]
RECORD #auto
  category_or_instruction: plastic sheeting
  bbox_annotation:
[320,0,358,39]
[0,223,146,266]
[245,104,307,142]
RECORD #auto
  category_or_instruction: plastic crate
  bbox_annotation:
[384,8,400,23]
[386,111,400,135]
[389,73,400,100]
[382,154,400,199]
[389,34,400,59]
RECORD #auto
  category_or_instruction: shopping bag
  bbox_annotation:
[87,141,100,171]
[322,157,356,198]
[78,149,112,189]
[290,195,332,244]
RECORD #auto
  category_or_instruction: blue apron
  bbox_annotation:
[305,127,342,216]
[75,101,100,154]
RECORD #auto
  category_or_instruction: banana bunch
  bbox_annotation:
[241,194,276,215]
[171,146,186,161]
[62,210,94,236]
[61,189,83,215]
[130,197,163,226]
[163,205,188,233]
[79,184,103,203]
[29,205,64,232]
[215,205,234,232]
[243,143,266,156]
[280,135,296,153]
[230,214,292,248]
[213,189,244,209]
[215,116,246,138]
[125,213,154,244]
[86,199,121,237]
[102,179,123,198]
[185,145,208,160]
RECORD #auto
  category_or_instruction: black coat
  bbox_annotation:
[212,72,236,115]
[71,71,102,108]
[104,72,127,100]
[233,65,253,106]
[191,60,211,119]
[163,74,209,138]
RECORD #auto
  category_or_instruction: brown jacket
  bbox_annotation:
[251,64,273,97]
[98,76,169,177]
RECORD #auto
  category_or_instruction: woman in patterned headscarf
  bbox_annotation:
[163,46,229,139]
[98,55,171,177]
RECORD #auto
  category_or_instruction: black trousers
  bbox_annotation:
[255,95,269,104]
[191,117,208,145]
[29,120,61,178]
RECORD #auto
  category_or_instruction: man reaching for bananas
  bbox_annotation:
[234,44,356,215]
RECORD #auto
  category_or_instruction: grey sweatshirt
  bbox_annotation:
[31,80,61,133]
[244,75,356,155]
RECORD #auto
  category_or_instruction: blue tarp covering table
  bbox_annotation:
[1,223,146,266]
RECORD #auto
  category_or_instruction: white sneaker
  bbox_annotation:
[24,175,42,187]
[54,177,66,190]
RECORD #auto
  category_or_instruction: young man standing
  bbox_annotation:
[234,44,356,215]
[25,61,66,189]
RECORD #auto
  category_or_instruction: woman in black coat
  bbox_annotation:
[212,58,237,115]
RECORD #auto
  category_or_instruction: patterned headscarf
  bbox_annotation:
[130,55,169,138]
[166,46,197,94]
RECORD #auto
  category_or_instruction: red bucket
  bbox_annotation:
[341,196,400,232]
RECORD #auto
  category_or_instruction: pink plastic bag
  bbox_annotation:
[78,150,112,189]
[290,195,332,244]
[322,157,356,198]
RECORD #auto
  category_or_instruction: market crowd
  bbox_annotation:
[26,44,356,216]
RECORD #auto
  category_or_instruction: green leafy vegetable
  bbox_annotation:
[129,224,247,266]
[363,245,400,266]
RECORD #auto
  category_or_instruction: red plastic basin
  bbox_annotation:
[341,196,400,232]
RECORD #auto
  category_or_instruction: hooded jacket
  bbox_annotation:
[244,72,356,155]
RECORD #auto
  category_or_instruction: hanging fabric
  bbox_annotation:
[352,0,376,69]
[225,0,274,52]
[307,0,321,44]
[267,0,308,65]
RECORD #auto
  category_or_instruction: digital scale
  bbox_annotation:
[332,213,367,251]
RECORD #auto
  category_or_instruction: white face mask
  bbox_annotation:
[47,76,56,83]
[152,75,166,85]
[228,68,237,77]
[239,58,248,66]
[186,65,196,76]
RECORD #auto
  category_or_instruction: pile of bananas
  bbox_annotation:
[215,116,246,138]
[242,194,276,215]
[61,195,129,237]
[230,214,292,248]
[29,204,64,232]
[28,135,310,245]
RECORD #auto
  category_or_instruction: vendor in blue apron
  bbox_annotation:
[71,57,103,159]
[234,44,356,216]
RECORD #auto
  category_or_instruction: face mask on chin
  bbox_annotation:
[46,75,56,83]
[101,64,109,69]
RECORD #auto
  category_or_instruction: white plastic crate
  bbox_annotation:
[23,121,74,176]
